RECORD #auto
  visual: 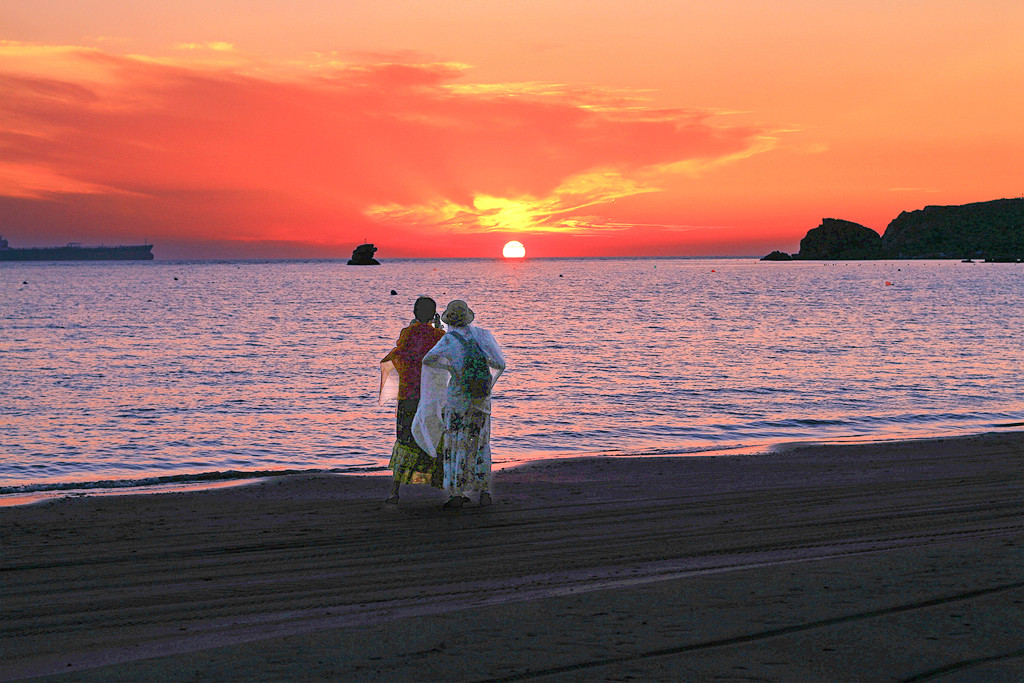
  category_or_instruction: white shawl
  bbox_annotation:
[412,324,505,457]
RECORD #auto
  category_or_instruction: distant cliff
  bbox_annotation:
[763,198,1024,261]
[882,198,1024,259]
[796,218,882,260]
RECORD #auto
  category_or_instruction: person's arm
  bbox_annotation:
[422,348,446,369]
[422,337,453,372]
[483,330,506,371]
[390,327,415,373]
[382,331,403,364]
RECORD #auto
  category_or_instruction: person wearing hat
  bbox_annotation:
[379,296,445,503]
[413,299,505,508]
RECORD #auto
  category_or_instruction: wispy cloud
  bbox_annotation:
[0,42,772,251]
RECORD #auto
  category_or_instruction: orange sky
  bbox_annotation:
[2,1,1022,258]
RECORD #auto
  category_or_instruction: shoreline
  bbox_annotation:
[2,430,1022,680]
[2,428,1013,508]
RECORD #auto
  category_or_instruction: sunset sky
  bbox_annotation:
[2,1,1022,258]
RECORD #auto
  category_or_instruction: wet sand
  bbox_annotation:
[2,432,1022,681]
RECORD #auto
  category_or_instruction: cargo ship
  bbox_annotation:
[0,236,154,261]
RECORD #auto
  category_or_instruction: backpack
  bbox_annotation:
[452,333,491,398]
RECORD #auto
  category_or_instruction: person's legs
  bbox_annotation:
[441,408,495,508]
[396,398,418,444]
[386,399,421,503]
[441,409,471,508]
[441,408,458,501]
[469,410,492,506]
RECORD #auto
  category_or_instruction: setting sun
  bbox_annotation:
[3,4,1022,260]
[502,241,526,258]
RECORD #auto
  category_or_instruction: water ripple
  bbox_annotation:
[2,258,1023,490]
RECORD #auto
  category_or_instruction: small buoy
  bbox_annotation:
[559,274,564,277]
[23,281,28,285]
[174,277,178,281]
[885,281,893,286]
[711,269,716,273]
[390,290,397,295]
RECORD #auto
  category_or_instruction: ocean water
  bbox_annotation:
[2,258,1023,498]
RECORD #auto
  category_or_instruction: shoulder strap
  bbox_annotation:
[450,332,476,349]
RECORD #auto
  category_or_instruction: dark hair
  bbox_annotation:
[413,296,436,323]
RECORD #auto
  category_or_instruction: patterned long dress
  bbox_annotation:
[440,391,492,494]
[379,321,444,485]
[413,325,505,495]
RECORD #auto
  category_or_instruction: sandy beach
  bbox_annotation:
[2,432,1022,682]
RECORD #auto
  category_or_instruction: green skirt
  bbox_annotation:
[389,442,443,486]
[390,398,442,486]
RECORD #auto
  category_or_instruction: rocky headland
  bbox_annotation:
[763,198,1024,261]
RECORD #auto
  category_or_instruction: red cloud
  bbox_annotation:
[0,44,771,257]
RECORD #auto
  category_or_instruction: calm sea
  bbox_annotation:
[3,258,1023,499]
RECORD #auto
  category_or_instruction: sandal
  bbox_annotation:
[479,492,493,507]
[442,495,469,509]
